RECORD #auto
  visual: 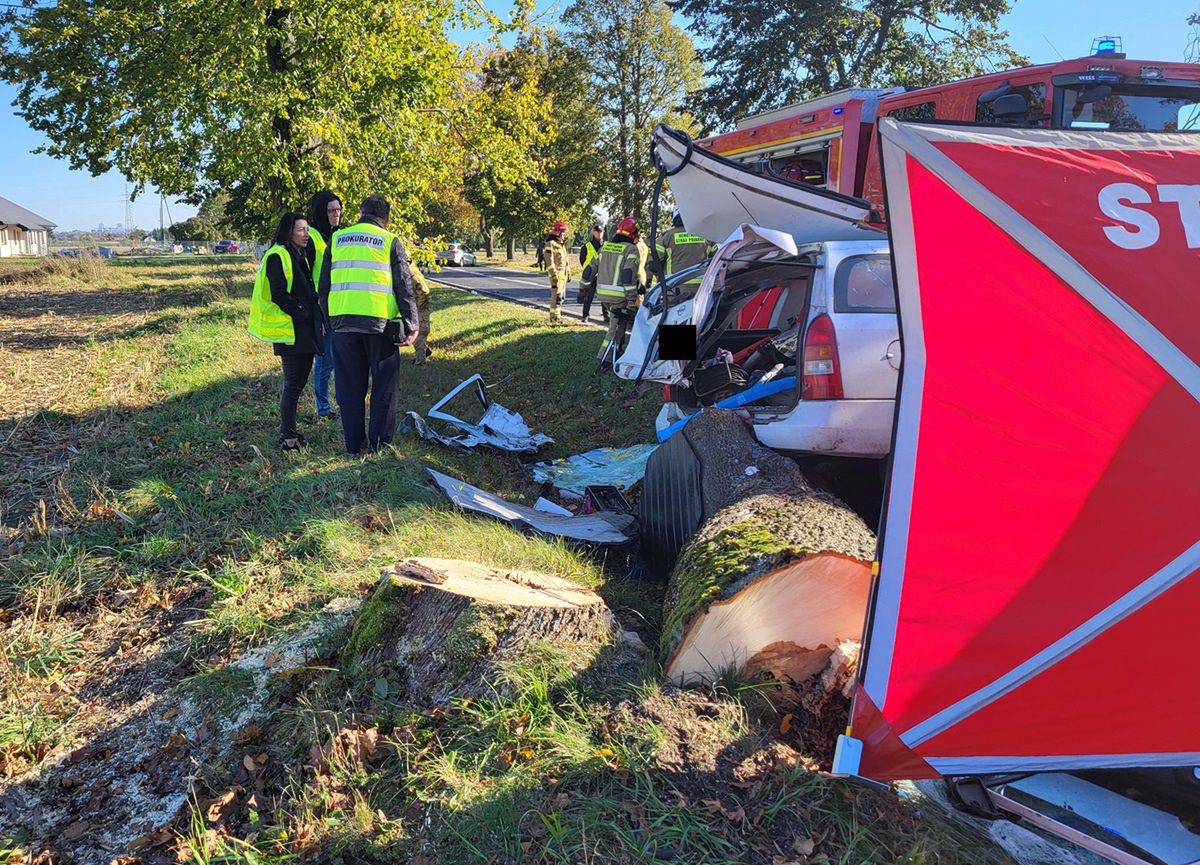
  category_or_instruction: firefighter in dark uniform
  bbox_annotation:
[595,216,647,362]
[651,207,714,300]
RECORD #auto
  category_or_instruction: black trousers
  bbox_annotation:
[578,280,597,319]
[331,330,401,455]
[279,354,315,441]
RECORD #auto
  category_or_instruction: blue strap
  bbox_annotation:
[656,376,798,443]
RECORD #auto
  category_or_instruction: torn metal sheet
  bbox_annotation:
[398,411,462,447]
[534,497,573,516]
[424,374,553,453]
[428,469,636,544]
[529,444,659,498]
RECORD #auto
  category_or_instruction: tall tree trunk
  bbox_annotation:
[506,235,515,260]
[480,213,494,258]
[265,7,294,218]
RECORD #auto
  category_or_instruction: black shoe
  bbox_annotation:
[281,434,306,451]
[318,411,339,421]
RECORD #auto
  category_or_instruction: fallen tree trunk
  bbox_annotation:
[659,410,876,735]
[344,558,614,704]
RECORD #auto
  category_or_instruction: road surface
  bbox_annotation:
[426,263,603,327]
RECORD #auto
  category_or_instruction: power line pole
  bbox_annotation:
[124,181,133,237]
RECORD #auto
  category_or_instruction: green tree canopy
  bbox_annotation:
[564,0,703,221]
[670,0,1027,129]
[462,29,602,256]
[0,0,540,238]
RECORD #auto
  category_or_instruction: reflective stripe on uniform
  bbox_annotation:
[656,229,711,279]
[595,239,643,307]
[328,221,398,322]
[332,259,391,272]
[329,281,395,294]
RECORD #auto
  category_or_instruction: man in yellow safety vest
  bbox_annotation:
[320,195,419,455]
[577,223,605,324]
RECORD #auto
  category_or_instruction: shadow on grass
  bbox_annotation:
[0,288,669,858]
[279,640,1015,865]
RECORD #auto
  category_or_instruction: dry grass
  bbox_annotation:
[0,259,1012,865]
[0,256,256,531]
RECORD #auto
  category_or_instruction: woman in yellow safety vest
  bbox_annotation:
[248,212,323,450]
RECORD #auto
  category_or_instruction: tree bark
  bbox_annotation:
[345,559,614,705]
[480,213,494,258]
[507,235,515,260]
[657,410,875,688]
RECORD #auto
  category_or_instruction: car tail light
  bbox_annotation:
[802,314,843,400]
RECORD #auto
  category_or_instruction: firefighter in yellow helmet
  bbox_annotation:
[595,216,648,363]
[544,219,571,324]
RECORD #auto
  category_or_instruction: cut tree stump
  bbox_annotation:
[659,409,876,742]
[344,558,615,704]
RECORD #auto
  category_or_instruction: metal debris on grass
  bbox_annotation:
[399,374,552,453]
[427,468,636,544]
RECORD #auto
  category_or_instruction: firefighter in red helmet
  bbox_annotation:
[545,219,571,325]
[595,216,648,362]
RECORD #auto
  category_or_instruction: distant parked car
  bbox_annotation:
[214,240,241,254]
[55,248,81,258]
[436,242,476,267]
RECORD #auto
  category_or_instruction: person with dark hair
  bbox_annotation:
[577,223,605,323]
[248,211,322,450]
[306,191,342,418]
[320,195,419,455]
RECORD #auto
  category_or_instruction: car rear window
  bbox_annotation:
[834,255,895,313]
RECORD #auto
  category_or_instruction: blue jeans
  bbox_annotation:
[312,327,335,415]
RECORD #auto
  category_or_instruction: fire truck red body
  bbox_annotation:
[698,53,1200,222]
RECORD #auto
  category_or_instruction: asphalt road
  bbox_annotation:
[426,263,603,327]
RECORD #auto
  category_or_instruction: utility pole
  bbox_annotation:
[124,181,133,238]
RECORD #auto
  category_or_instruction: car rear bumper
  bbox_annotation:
[752,398,895,458]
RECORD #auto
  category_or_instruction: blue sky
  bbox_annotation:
[0,0,1194,231]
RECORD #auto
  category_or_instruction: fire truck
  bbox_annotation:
[698,38,1200,221]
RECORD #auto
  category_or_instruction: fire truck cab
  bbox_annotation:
[701,44,1200,223]
[696,87,902,200]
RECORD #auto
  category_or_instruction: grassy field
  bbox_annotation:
[0,257,1009,864]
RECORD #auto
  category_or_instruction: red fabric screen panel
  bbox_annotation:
[851,124,1200,780]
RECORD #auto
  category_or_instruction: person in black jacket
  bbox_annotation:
[306,190,342,419]
[265,212,323,450]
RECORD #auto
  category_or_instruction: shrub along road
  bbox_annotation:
[0,257,1011,863]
